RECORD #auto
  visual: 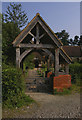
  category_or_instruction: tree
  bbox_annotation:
[2,22,20,64]
[0,13,2,65]
[55,30,69,45]
[3,2,28,28]
[69,38,74,46]
[73,35,79,45]
[0,13,2,34]
[2,3,29,64]
[78,35,82,46]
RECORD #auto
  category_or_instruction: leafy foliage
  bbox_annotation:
[69,62,82,85]
[78,35,82,45]
[69,35,80,46]
[2,22,20,64]
[73,35,79,45]
[23,53,35,70]
[0,13,2,34]
[53,88,71,95]
[2,3,28,64]
[55,30,69,45]
[2,64,34,108]
[55,29,80,46]
[3,2,28,28]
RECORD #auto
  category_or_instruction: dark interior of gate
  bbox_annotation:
[12,13,72,92]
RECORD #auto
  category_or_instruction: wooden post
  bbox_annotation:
[55,48,59,76]
[65,64,69,74]
[16,47,20,68]
[47,59,50,71]
[47,55,51,71]
[36,24,39,44]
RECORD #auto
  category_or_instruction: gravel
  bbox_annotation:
[3,92,80,118]
[26,92,80,118]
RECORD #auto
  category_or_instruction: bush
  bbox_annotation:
[23,53,35,70]
[53,88,71,95]
[69,62,82,86]
[2,65,34,108]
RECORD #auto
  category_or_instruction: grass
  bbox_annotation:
[3,94,35,109]
[53,84,80,95]
[70,84,80,93]
[53,88,72,95]
[2,101,39,118]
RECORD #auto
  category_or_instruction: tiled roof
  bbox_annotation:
[62,46,82,57]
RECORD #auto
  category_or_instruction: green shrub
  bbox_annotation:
[69,62,82,85]
[70,84,80,93]
[23,53,35,70]
[2,65,34,108]
[53,88,71,95]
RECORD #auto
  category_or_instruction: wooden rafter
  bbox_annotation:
[36,24,39,44]
[13,13,72,64]
[28,32,36,39]
[18,44,54,49]
[12,13,63,47]
[39,33,46,39]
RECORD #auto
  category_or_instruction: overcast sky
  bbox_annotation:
[2,2,80,39]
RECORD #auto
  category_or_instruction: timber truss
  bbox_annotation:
[12,13,72,76]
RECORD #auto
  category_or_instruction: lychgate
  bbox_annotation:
[12,13,72,77]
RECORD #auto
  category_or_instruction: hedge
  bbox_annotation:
[2,65,34,108]
[69,62,82,85]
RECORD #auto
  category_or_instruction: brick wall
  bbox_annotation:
[53,75,72,91]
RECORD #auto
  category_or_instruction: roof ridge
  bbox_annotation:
[60,48,72,62]
[12,13,63,46]
[37,14,63,46]
[12,13,38,44]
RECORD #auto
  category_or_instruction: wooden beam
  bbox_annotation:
[16,48,20,68]
[29,31,46,41]
[59,49,71,64]
[47,55,51,71]
[28,32,36,39]
[19,44,54,49]
[65,64,69,74]
[13,17,38,46]
[36,24,40,44]
[20,49,33,62]
[39,33,46,39]
[55,48,59,76]
[20,48,54,64]
[47,59,49,71]
[38,19,61,47]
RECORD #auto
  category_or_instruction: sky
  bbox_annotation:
[2,2,80,39]
[80,1,82,35]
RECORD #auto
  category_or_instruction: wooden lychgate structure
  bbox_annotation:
[12,13,72,76]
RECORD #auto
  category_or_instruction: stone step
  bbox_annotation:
[26,79,44,82]
[26,82,44,87]
[27,77,44,79]
[25,69,50,92]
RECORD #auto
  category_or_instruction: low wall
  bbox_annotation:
[53,75,72,91]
